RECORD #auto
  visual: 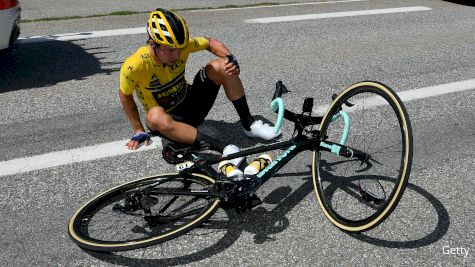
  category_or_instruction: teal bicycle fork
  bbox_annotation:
[319,111,351,156]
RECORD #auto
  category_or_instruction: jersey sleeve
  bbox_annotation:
[186,36,209,53]
[119,55,141,95]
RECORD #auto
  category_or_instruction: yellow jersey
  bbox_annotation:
[120,37,209,113]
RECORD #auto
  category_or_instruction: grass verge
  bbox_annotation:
[21,2,292,23]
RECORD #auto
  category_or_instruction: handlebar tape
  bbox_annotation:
[271,97,285,134]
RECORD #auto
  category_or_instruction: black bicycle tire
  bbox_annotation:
[312,81,413,232]
[68,173,221,252]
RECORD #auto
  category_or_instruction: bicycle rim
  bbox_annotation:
[312,81,413,232]
[68,173,221,251]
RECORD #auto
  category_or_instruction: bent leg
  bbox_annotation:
[203,57,281,141]
[205,58,244,101]
[146,106,227,151]
[146,106,197,144]
[205,58,254,130]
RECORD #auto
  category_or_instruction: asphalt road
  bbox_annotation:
[1,0,474,266]
[19,0,356,20]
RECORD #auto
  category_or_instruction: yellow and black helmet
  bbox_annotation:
[147,8,189,49]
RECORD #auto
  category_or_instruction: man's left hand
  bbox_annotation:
[225,54,240,76]
[126,131,151,150]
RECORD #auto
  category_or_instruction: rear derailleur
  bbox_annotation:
[112,191,157,215]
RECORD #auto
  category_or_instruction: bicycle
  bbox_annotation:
[68,80,413,252]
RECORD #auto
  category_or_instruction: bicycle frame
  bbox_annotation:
[206,116,350,192]
[209,137,313,194]
[175,81,357,200]
[184,112,350,200]
[68,81,413,252]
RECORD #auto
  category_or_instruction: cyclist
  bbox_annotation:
[120,8,280,153]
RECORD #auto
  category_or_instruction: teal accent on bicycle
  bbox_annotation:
[320,111,350,156]
[68,80,413,251]
[256,144,297,179]
[271,97,285,134]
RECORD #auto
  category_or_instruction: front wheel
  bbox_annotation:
[68,173,221,252]
[312,81,413,232]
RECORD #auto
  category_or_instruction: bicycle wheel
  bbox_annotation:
[68,173,221,252]
[312,81,413,232]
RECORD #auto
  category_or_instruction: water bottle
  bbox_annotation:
[218,160,243,177]
[244,154,273,175]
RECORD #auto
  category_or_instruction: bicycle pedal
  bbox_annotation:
[176,161,194,171]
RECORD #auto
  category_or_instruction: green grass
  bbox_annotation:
[21,2,296,23]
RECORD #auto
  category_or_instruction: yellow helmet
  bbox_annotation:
[147,8,189,49]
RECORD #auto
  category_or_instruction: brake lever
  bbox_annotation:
[273,81,291,100]
[332,93,354,107]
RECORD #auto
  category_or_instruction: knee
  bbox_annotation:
[205,58,228,85]
[146,106,174,133]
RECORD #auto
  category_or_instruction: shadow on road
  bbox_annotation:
[197,117,283,148]
[80,167,449,266]
[443,0,475,6]
[0,40,120,93]
[349,181,450,248]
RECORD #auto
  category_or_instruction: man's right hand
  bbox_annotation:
[126,131,151,150]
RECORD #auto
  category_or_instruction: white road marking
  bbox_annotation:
[315,80,475,114]
[245,6,432,23]
[0,137,162,177]
[17,5,426,44]
[194,0,369,12]
[17,27,146,44]
[1,79,474,177]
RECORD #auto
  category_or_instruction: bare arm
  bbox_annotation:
[119,90,149,149]
[205,38,239,76]
[119,90,144,132]
[206,38,231,57]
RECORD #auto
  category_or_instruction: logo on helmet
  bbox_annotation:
[147,9,189,49]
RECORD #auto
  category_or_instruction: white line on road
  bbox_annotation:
[245,6,432,23]
[194,0,369,12]
[0,137,162,177]
[17,27,146,44]
[18,5,428,44]
[2,79,475,177]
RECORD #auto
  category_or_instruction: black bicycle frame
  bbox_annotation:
[206,134,318,194]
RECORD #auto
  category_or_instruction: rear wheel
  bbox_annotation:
[312,81,413,232]
[68,173,221,251]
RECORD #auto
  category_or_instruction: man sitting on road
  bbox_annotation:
[119,8,280,153]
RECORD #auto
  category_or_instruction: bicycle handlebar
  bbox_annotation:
[269,81,325,132]
[271,81,290,134]
[271,98,284,134]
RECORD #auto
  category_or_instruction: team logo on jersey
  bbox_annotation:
[150,79,161,87]
[169,60,185,71]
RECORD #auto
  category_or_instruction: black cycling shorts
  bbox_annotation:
[147,67,220,137]
[170,67,220,126]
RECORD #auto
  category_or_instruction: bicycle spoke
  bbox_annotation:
[69,174,221,251]
[314,82,412,231]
